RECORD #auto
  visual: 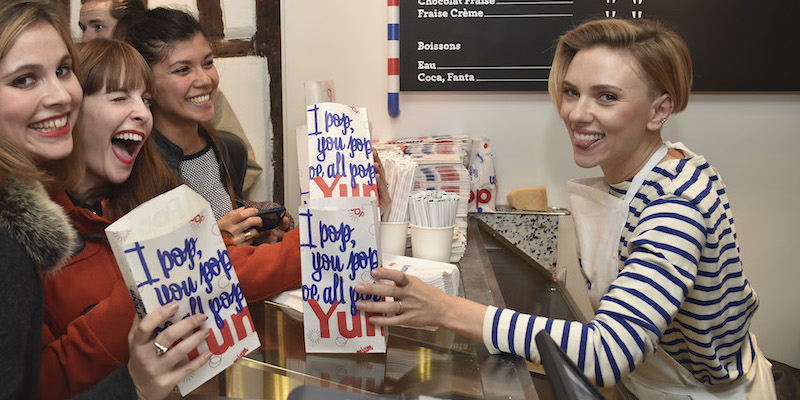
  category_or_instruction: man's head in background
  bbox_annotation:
[79,0,146,42]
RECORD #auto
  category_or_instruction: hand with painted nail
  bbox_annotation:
[127,302,211,400]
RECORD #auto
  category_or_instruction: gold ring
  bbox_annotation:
[154,341,168,356]
[243,230,253,240]
[396,300,403,315]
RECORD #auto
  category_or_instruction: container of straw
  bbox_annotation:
[408,190,458,263]
[377,150,416,255]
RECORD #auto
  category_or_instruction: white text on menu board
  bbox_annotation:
[418,0,494,18]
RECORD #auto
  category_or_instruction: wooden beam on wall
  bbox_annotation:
[212,39,252,58]
[197,0,225,39]
[255,0,283,204]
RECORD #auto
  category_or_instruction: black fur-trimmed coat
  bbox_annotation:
[0,177,135,399]
[0,176,75,398]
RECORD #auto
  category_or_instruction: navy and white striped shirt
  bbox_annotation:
[483,155,758,387]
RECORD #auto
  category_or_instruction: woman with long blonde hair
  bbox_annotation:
[0,2,207,398]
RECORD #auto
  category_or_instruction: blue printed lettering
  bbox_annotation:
[199,249,233,294]
[347,135,372,160]
[325,152,347,180]
[307,104,321,136]
[348,162,376,188]
[322,273,345,305]
[311,252,343,282]
[324,110,353,135]
[207,282,245,329]
[156,238,198,279]
[346,247,380,281]
[318,221,355,252]
[153,276,198,306]
[316,135,345,162]
[349,287,383,317]
[302,283,319,301]
[125,242,159,288]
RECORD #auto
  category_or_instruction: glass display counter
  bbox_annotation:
[183,216,621,399]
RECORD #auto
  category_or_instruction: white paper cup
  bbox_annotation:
[380,221,409,255]
[410,224,454,263]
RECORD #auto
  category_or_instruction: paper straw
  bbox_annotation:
[379,149,417,223]
[408,190,459,228]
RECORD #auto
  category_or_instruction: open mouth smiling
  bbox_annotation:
[187,94,210,104]
[110,131,144,164]
[29,114,70,138]
[573,132,605,149]
[30,115,68,132]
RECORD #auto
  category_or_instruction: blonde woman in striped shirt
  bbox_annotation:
[356,18,776,398]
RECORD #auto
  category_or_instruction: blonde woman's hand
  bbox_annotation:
[355,268,486,341]
[355,267,450,328]
[127,302,211,400]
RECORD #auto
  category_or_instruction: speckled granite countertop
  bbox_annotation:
[471,206,569,273]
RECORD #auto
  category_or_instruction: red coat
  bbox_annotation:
[40,191,302,399]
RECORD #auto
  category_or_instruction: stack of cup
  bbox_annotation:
[380,221,408,255]
[409,224,454,263]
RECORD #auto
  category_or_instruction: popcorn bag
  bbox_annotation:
[105,185,260,396]
[305,102,375,200]
[468,136,497,212]
[299,196,386,353]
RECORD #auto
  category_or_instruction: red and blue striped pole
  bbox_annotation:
[388,0,400,118]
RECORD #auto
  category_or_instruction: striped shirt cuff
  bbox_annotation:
[482,305,501,354]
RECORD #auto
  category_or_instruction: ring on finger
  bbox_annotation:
[396,300,403,315]
[154,341,168,356]
[243,230,253,241]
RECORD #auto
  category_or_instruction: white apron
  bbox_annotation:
[567,142,776,399]
[568,144,669,310]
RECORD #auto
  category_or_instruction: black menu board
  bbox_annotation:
[399,0,800,92]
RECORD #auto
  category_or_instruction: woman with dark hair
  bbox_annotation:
[0,1,208,399]
[116,7,287,247]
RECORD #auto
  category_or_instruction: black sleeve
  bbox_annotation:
[0,232,40,400]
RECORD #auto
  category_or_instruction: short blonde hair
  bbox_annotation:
[0,0,84,191]
[548,18,693,113]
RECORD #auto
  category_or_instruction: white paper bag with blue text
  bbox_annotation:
[299,196,386,353]
[305,102,376,200]
[105,185,260,396]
